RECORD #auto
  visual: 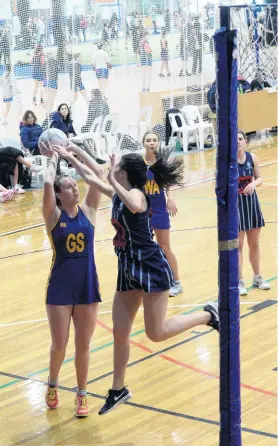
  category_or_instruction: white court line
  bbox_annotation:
[0,302,260,327]
[0,204,112,237]
[0,318,48,327]
[1,160,276,238]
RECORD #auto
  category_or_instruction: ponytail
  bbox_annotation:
[149,148,184,189]
[119,148,184,190]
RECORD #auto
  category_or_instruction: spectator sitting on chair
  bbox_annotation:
[50,103,76,138]
[20,110,43,155]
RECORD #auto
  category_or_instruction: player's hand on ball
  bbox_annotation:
[52,145,71,159]
[167,197,177,217]
[39,141,55,158]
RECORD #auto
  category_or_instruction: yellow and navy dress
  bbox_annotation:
[46,206,101,305]
[144,161,171,230]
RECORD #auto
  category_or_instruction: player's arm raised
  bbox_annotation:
[52,145,114,199]
[67,140,104,178]
[107,154,145,214]
[42,144,61,231]
[66,141,105,213]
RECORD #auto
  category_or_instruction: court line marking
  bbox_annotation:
[95,312,278,398]
[0,276,276,390]
[0,221,276,261]
[0,302,262,327]
[0,371,276,441]
[1,160,276,237]
[0,204,112,237]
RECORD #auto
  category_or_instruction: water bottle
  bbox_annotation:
[176,138,182,152]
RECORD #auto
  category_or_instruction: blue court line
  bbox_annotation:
[0,371,276,440]
[0,276,276,391]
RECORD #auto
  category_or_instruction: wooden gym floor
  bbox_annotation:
[0,143,277,445]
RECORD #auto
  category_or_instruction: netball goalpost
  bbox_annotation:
[214,6,241,446]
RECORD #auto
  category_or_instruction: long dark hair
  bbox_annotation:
[57,103,71,122]
[119,148,184,190]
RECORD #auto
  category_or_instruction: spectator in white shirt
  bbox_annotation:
[92,42,111,99]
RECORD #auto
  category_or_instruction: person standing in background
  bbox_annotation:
[68,53,89,106]
[32,44,45,106]
[159,28,170,77]
[140,30,152,92]
[93,42,111,100]
[192,19,203,75]
[1,64,21,126]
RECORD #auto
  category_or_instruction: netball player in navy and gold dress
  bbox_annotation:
[51,144,219,416]
[237,130,270,296]
[143,132,182,296]
[42,141,102,417]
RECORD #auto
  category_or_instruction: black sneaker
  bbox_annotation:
[204,301,219,332]
[98,387,132,415]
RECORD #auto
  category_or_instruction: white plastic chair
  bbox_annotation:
[101,113,119,135]
[100,113,119,156]
[128,106,152,142]
[27,155,48,185]
[181,105,216,150]
[168,112,199,153]
[91,116,103,133]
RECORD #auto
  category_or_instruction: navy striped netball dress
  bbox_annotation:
[111,194,174,293]
[238,151,265,232]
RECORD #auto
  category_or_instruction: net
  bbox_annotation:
[0,1,276,156]
[230,4,277,82]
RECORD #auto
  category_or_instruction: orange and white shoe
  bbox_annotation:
[75,393,89,418]
[45,384,59,409]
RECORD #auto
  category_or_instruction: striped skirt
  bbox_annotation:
[238,191,265,232]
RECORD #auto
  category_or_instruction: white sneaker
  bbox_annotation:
[30,164,43,173]
[14,184,25,194]
[169,281,183,297]
[239,279,248,296]
[253,275,270,290]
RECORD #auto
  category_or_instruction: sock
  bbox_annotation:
[48,377,57,388]
[113,387,125,393]
[78,389,87,397]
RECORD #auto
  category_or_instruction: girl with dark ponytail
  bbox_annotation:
[52,144,219,416]
[142,131,183,296]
